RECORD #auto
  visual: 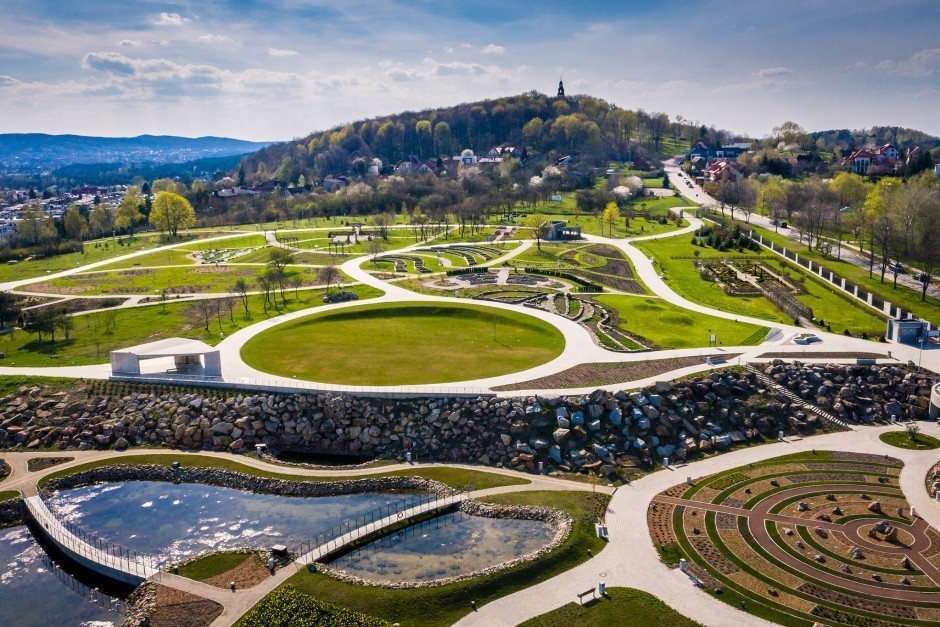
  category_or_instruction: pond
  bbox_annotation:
[329,510,556,582]
[0,525,124,627]
[47,481,416,565]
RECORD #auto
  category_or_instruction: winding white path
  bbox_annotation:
[2,213,936,393]
[455,421,940,627]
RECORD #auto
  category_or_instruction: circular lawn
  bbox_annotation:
[879,430,940,450]
[240,302,565,385]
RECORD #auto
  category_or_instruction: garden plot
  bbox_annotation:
[653,451,940,627]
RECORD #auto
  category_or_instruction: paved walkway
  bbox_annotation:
[454,422,940,626]
[2,212,937,395]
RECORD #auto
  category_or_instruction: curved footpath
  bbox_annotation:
[1,215,936,394]
[455,421,940,627]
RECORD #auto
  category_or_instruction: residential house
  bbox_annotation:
[703,159,743,186]
[368,158,382,176]
[454,149,478,166]
[683,142,749,164]
[841,144,899,175]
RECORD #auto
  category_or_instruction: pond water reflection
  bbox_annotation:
[47,481,415,565]
[0,525,123,627]
[329,511,555,582]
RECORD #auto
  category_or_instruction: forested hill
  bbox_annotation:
[0,133,270,173]
[239,91,725,185]
[811,126,940,152]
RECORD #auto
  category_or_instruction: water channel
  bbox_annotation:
[46,482,555,582]
[0,525,124,627]
[13,480,555,624]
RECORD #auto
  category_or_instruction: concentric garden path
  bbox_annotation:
[653,450,940,625]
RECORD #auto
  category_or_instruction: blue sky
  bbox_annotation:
[0,0,938,141]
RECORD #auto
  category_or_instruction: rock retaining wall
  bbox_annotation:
[0,497,24,527]
[44,465,454,499]
[1,365,931,480]
[760,361,936,424]
[122,581,156,627]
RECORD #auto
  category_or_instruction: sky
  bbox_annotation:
[1,0,938,142]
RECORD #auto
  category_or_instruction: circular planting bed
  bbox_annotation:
[649,451,940,626]
[241,302,565,385]
[880,430,940,450]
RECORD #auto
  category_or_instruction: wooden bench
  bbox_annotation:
[576,588,596,605]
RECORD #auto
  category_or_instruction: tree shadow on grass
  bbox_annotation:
[11,338,77,357]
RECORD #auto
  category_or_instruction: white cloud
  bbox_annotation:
[383,58,497,82]
[482,44,505,54]
[0,75,21,88]
[118,39,141,48]
[755,66,792,78]
[152,12,191,27]
[430,59,490,76]
[875,48,940,77]
[268,48,298,57]
[385,67,421,82]
[198,34,234,45]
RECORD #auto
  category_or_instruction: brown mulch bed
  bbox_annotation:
[150,585,223,627]
[755,351,888,359]
[203,554,272,589]
[492,354,742,391]
[26,457,74,472]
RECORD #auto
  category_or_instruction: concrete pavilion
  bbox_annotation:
[110,338,222,378]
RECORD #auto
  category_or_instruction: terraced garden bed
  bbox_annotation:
[653,452,940,626]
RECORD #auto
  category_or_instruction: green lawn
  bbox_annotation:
[596,295,768,348]
[236,585,389,627]
[760,258,887,336]
[33,263,339,296]
[0,284,383,367]
[178,551,258,581]
[241,302,566,385]
[520,587,701,627]
[0,491,19,503]
[0,375,80,396]
[879,430,940,450]
[743,221,940,326]
[93,234,268,270]
[37,453,530,490]
[634,237,790,324]
[270,490,610,627]
[0,232,216,283]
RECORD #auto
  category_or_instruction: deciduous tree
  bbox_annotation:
[150,192,195,238]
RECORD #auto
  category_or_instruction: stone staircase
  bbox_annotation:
[744,364,850,430]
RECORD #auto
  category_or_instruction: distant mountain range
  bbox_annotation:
[0,133,272,174]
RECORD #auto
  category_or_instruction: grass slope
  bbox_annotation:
[596,294,767,348]
[241,302,565,385]
[635,237,789,323]
[519,587,701,627]
[37,453,530,491]
[178,551,256,581]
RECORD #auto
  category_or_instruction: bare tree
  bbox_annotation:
[195,299,216,332]
[231,278,250,315]
[368,238,386,262]
[318,265,341,293]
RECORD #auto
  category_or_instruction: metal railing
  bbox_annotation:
[41,554,127,614]
[108,373,495,399]
[295,491,466,563]
[28,494,158,579]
